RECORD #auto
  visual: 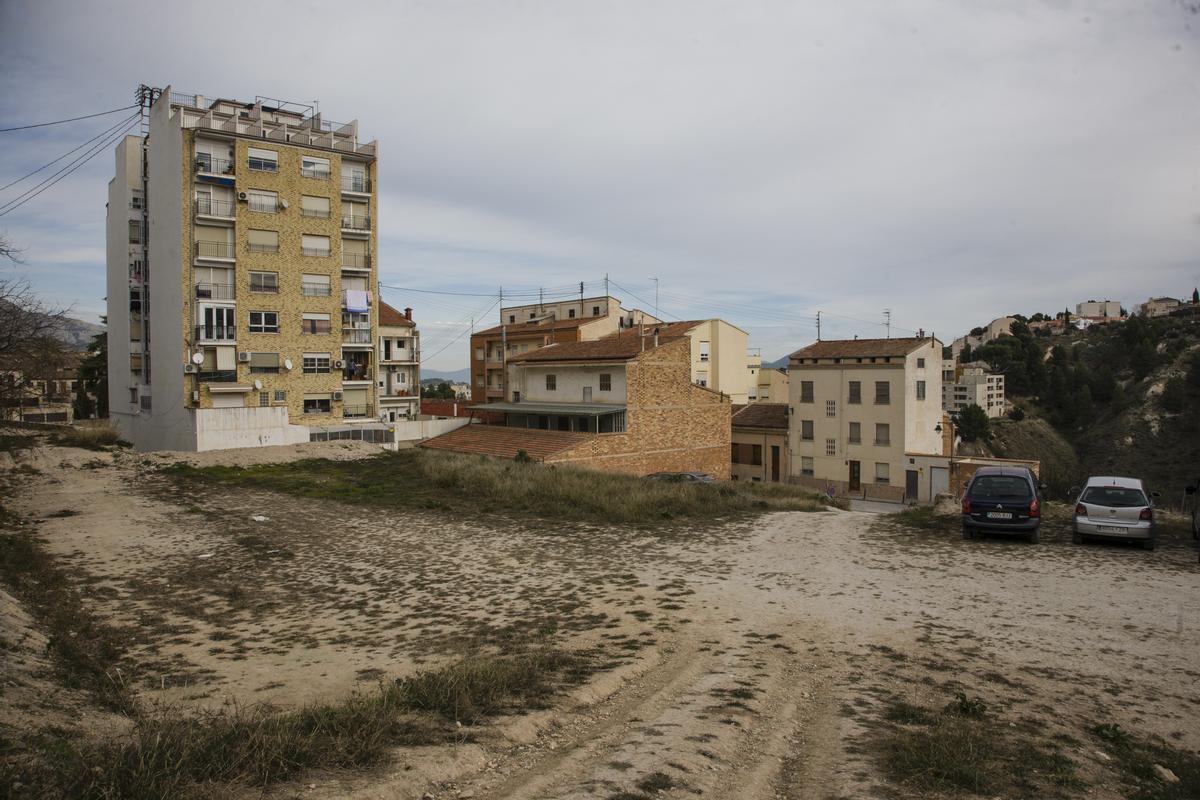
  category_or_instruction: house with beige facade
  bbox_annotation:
[424,325,731,477]
[1076,299,1122,321]
[788,337,947,502]
[106,87,382,451]
[746,354,789,402]
[377,301,420,422]
[731,403,788,482]
[1137,297,1182,318]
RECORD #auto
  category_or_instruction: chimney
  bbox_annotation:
[404,307,412,320]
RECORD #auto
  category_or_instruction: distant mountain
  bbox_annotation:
[54,315,104,350]
[762,356,789,370]
[422,367,470,383]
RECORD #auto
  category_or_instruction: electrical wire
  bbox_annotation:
[0,114,141,217]
[421,297,500,362]
[0,112,142,193]
[0,104,139,133]
[607,279,682,321]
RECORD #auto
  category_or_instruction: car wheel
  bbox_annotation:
[962,525,974,540]
[1027,529,1039,544]
[1142,539,1155,551]
[1072,531,1083,545]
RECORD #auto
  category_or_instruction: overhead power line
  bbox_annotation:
[422,297,500,362]
[1,112,143,193]
[0,104,139,133]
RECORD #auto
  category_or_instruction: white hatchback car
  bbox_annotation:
[1072,476,1159,550]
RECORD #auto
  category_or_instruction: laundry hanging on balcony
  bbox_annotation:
[344,290,371,313]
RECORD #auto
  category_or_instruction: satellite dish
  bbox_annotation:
[283,358,294,370]
[191,352,205,365]
[253,379,263,390]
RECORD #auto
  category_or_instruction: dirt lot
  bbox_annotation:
[4,440,1199,798]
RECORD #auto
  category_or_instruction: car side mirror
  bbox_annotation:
[1186,485,1197,496]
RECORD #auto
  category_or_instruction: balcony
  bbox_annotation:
[195,283,235,300]
[195,198,235,217]
[341,214,371,232]
[195,325,236,342]
[300,207,331,218]
[196,241,235,260]
[341,175,370,193]
[342,365,372,382]
[341,290,373,308]
[198,370,238,382]
[247,198,279,213]
[341,253,371,270]
[195,156,234,175]
[302,282,332,296]
[342,328,373,344]
[342,404,371,418]
[383,349,420,363]
[381,389,418,398]
[301,321,333,335]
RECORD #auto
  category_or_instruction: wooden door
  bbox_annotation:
[849,461,861,492]
[770,445,780,482]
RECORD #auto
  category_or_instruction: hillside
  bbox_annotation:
[983,417,1081,499]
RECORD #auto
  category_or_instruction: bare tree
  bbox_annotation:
[0,233,24,264]
[0,237,72,420]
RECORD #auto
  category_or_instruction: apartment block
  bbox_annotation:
[1075,299,1122,320]
[730,403,788,482]
[787,337,945,502]
[106,87,381,451]
[376,301,420,421]
[941,360,1006,418]
[746,354,789,402]
[425,325,731,477]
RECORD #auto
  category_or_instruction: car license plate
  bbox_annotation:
[986,512,1012,519]
[1097,525,1127,533]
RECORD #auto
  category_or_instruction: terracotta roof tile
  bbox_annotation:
[789,337,936,360]
[473,315,605,337]
[509,321,702,363]
[378,301,414,328]
[731,403,788,430]
[420,425,593,460]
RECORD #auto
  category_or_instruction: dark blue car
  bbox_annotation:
[962,466,1042,543]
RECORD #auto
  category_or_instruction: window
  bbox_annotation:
[508,315,516,324]
[474,347,484,360]
[303,353,331,373]
[699,341,710,362]
[301,273,331,296]
[250,271,278,292]
[826,399,836,417]
[848,381,861,404]
[300,194,331,218]
[247,147,278,172]
[751,445,762,466]
[825,438,837,456]
[247,229,279,253]
[259,391,270,407]
[801,420,814,441]
[546,374,556,391]
[731,443,740,463]
[599,373,612,392]
[916,380,926,400]
[246,189,278,213]
[848,422,861,444]
[302,313,331,334]
[875,462,890,484]
[592,306,600,316]
[875,381,890,404]
[301,234,331,257]
[568,308,576,318]
[249,311,279,333]
[128,220,141,243]
[304,397,331,414]
[800,381,814,403]
[274,389,287,403]
[875,423,890,446]
[301,155,331,179]
[696,371,708,388]
[801,457,814,476]
[249,352,279,374]
[917,357,927,369]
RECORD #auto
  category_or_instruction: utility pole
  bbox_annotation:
[816,311,821,341]
[604,273,609,299]
[579,281,584,319]
[499,287,506,401]
[652,277,659,322]
[884,309,892,339]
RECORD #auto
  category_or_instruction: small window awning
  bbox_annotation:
[207,384,253,394]
[470,401,626,416]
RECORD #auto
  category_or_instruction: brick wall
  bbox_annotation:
[547,337,731,478]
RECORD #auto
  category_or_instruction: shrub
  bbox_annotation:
[51,423,121,451]
[1160,376,1186,414]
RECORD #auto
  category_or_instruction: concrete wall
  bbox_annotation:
[902,342,944,456]
[106,136,142,436]
[389,416,469,444]
[547,338,731,478]
[194,407,310,451]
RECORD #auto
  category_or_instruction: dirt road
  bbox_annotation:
[6,443,1200,798]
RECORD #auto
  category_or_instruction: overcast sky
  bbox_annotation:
[1,1,1197,370]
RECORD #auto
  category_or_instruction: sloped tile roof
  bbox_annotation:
[509,321,702,363]
[420,424,593,460]
[789,337,934,360]
[732,402,789,430]
[473,315,604,338]
[378,301,414,327]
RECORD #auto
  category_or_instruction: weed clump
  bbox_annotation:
[50,423,121,451]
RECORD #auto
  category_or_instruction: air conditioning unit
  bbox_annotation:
[332,391,344,401]
[183,363,198,374]
[237,191,248,202]
[237,351,251,363]
[333,359,345,369]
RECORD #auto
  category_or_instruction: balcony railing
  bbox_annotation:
[342,328,372,344]
[248,242,280,254]
[302,282,332,296]
[302,247,331,257]
[301,321,332,335]
[195,156,234,175]
[342,404,370,418]
[301,167,331,179]
[195,283,235,300]
[198,370,237,382]
[247,198,279,213]
[341,253,370,269]
[383,350,420,363]
[300,207,331,218]
[341,290,373,308]
[195,325,236,342]
[341,214,371,231]
[342,366,372,382]
[196,241,235,259]
[341,175,370,193]
[195,198,235,217]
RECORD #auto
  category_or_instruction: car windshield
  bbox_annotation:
[969,475,1030,500]
[1081,486,1147,508]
